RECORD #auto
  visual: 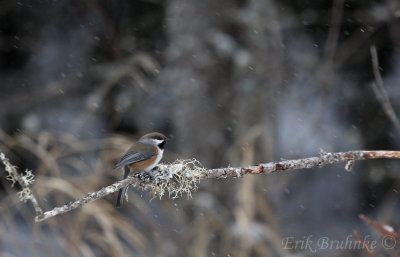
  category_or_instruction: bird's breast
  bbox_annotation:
[128,146,163,172]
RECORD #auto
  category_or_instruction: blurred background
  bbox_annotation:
[0,0,400,256]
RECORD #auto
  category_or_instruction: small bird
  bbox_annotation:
[115,132,167,208]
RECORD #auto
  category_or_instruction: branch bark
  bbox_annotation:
[30,150,400,222]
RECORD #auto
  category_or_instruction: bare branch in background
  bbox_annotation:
[324,0,345,60]
[370,45,400,135]
[32,150,400,222]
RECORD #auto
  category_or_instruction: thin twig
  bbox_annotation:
[359,214,400,241]
[324,0,344,60]
[0,153,44,218]
[353,230,375,257]
[370,45,400,135]
[34,150,400,222]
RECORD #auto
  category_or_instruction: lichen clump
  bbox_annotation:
[1,153,35,202]
[141,159,205,199]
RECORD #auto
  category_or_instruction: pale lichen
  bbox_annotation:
[22,169,35,185]
[4,162,18,187]
[1,152,36,202]
[138,159,205,199]
[6,173,17,187]
[17,187,34,202]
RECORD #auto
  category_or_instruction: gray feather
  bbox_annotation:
[115,151,154,168]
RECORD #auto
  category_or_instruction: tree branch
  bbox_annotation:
[0,152,44,218]
[35,175,142,222]
[32,150,400,222]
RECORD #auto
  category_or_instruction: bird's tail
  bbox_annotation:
[116,166,130,208]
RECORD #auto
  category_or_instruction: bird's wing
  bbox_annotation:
[115,151,154,168]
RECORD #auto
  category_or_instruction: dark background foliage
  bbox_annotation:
[0,0,399,256]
